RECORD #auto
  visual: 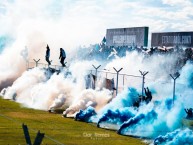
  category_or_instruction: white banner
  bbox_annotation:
[113,35,136,45]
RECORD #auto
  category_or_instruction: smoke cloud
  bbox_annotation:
[1,2,193,143]
[1,48,192,142]
[153,128,193,145]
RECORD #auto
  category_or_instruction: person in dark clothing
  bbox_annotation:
[133,100,140,108]
[144,87,152,104]
[185,108,193,118]
[45,44,51,65]
[59,48,66,67]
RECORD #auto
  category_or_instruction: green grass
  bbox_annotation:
[0,97,146,145]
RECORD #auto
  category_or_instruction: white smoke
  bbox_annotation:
[1,42,192,145]
[0,0,106,90]
[105,51,179,83]
[48,94,66,111]
[1,59,112,113]
[20,46,28,62]
[0,41,26,89]
[1,1,193,144]
[63,89,112,117]
[2,67,48,100]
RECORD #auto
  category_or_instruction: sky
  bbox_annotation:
[0,0,193,51]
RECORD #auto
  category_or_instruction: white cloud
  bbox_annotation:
[162,0,192,6]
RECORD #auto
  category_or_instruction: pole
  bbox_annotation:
[142,76,145,97]
[33,59,40,67]
[104,69,109,79]
[173,79,176,103]
[92,65,101,89]
[123,74,125,87]
[170,72,180,105]
[26,60,29,70]
[113,67,123,96]
[139,70,149,97]
[33,131,45,145]
[22,124,32,145]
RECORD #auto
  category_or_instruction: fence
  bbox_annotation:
[26,60,184,104]
[89,69,150,94]
[27,61,63,70]
[88,65,185,105]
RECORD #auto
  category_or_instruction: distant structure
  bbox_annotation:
[106,27,149,48]
[151,32,193,47]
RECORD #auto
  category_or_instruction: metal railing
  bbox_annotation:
[88,67,182,102]
[27,61,63,70]
[26,61,182,102]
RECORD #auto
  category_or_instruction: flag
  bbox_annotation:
[102,37,106,43]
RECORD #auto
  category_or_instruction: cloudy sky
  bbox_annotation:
[0,0,193,50]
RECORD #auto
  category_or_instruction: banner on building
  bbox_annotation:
[106,27,149,47]
[151,32,193,47]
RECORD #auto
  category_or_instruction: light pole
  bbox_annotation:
[33,59,40,67]
[104,69,109,79]
[139,70,149,97]
[170,72,180,105]
[92,64,101,89]
[123,74,125,88]
[113,67,123,96]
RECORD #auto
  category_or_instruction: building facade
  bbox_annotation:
[151,32,193,47]
[106,27,149,48]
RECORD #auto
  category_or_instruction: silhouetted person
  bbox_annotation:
[185,108,193,118]
[133,100,140,108]
[45,44,51,65]
[149,47,154,55]
[144,87,152,104]
[59,48,66,67]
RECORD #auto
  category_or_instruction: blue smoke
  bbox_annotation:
[97,108,135,127]
[177,61,193,108]
[180,61,193,89]
[75,106,96,122]
[99,87,139,113]
[177,61,193,89]
[92,85,185,138]
[117,110,157,135]
[104,97,184,138]
[0,36,13,53]
[189,71,193,89]
[154,128,193,145]
[165,99,173,110]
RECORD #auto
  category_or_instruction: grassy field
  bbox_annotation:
[0,97,147,145]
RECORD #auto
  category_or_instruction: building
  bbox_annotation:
[106,27,149,48]
[151,32,193,47]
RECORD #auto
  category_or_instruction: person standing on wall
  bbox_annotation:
[45,44,51,65]
[59,48,66,67]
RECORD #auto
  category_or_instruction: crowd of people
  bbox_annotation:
[86,41,193,65]
[133,87,153,108]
